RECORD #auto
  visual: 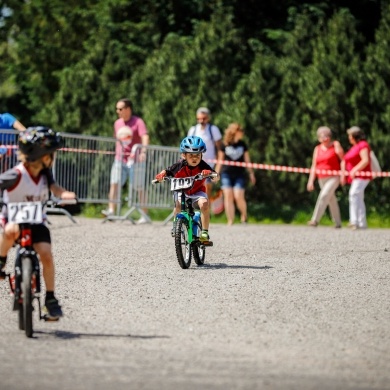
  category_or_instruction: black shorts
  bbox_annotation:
[29,224,51,244]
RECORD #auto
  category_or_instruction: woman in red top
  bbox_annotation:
[340,126,371,230]
[307,126,344,228]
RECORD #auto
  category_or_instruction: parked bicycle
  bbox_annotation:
[2,198,77,338]
[152,172,216,269]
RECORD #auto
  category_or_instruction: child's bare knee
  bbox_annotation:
[199,200,209,211]
[4,223,19,238]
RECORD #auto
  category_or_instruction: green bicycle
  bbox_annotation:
[153,172,216,269]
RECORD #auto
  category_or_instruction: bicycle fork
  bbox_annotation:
[176,213,194,243]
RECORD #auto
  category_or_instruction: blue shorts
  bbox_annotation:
[220,173,246,190]
[110,161,146,189]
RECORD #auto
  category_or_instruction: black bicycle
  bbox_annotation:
[152,173,216,269]
[3,198,76,338]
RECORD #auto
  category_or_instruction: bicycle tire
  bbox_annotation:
[18,299,24,330]
[193,243,206,265]
[21,257,33,338]
[175,219,191,269]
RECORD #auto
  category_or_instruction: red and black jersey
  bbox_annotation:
[165,159,215,195]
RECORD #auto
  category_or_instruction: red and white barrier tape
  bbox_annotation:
[208,159,390,178]
[2,144,387,178]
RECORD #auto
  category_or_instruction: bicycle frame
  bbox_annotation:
[175,189,197,243]
[12,223,42,307]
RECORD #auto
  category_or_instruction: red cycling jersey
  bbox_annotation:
[165,159,215,195]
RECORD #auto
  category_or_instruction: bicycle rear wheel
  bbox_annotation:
[192,219,205,265]
[175,219,191,269]
[21,257,33,338]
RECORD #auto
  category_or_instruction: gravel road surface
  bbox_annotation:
[0,216,389,390]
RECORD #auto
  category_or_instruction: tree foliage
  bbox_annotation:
[0,0,387,214]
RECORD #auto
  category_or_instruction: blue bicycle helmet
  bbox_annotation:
[180,136,207,153]
[19,126,63,161]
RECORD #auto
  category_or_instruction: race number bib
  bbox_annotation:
[170,177,194,191]
[8,202,43,224]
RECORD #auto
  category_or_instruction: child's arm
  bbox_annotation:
[155,160,183,181]
[199,161,219,182]
[0,168,20,191]
[50,183,76,200]
[155,170,167,182]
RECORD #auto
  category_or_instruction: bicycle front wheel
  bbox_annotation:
[175,219,191,269]
[193,244,206,266]
[21,257,33,338]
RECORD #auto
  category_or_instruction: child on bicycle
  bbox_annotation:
[0,126,76,320]
[155,135,219,243]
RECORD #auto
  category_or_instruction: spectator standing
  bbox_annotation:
[307,126,344,228]
[102,98,150,223]
[340,126,372,230]
[215,123,256,225]
[0,113,26,170]
[0,112,26,132]
[188,107,222,199]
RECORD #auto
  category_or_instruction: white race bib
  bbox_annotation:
[170,177,195,191]
[8,202,43,224]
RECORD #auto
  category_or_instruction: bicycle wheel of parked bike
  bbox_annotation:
[175,219,191,269]
[193,243,206,266]
[21,257,33,338]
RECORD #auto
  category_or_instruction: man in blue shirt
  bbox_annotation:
[0,112,26,163]
[0,112,26,131]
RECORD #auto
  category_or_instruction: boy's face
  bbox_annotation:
[183,153,202,167]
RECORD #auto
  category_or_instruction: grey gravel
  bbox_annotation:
[0,216,389,390]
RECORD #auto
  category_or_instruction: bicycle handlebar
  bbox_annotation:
[0,197,78,209]
[152,172,218,185]
[48,198,78,207]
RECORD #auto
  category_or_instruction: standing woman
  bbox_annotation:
[340,126,372,230]
[215,123,256,225]
[307,126,344,228]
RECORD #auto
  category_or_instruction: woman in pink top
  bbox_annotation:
[307,126,344,228]
[340,126,371,230]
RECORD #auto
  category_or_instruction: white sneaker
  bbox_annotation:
[137,215,149,224]
[102,209,114,217]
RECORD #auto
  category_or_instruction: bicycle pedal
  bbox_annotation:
[202,241,213,247]
[43,315,60,322]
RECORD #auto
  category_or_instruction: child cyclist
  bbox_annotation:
[0,126,76,320]
[155,135,219,243]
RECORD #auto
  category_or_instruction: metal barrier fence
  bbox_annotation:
[0,129,19,173]
[104,143,181,224]
[53,133,117,204]
[1,130,180,224]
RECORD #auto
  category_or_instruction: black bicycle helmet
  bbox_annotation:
[18,126,63,161]
[180,136,207,153]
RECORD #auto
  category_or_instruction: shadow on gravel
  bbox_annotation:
[34,330,170,340]
[198,264,273,270]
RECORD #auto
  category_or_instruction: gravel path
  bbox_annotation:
[0,216,389,390]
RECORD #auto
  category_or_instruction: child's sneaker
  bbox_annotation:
[101,209,114,217]
[200,230,210,242]
[43,298,63,320]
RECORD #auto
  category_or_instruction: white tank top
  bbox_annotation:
[2,163,50,218]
